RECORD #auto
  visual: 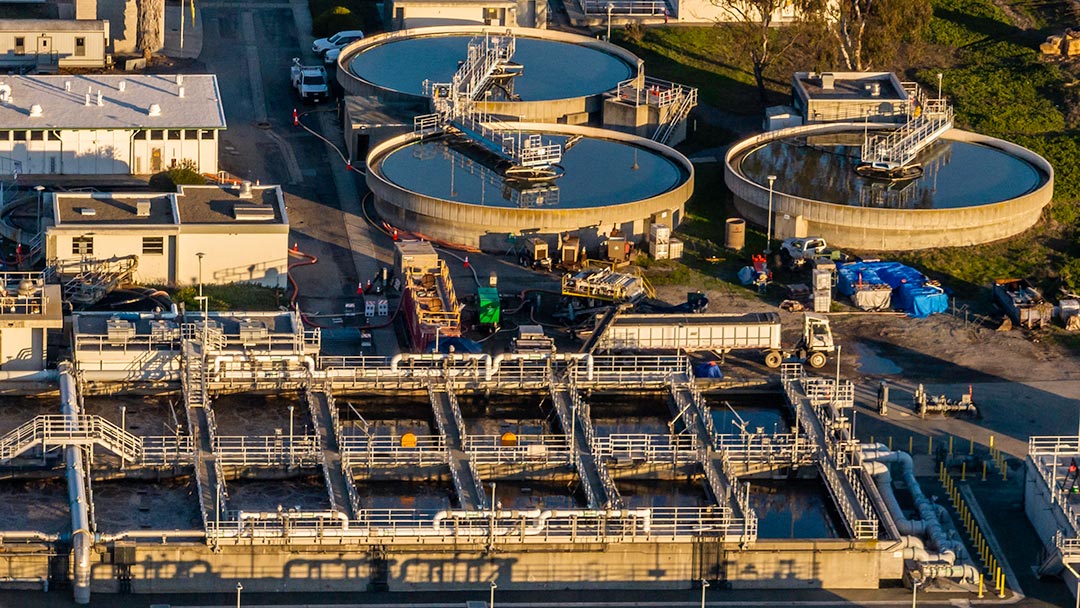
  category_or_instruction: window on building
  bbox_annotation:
[134,130,147,140]
[150,130,164,140]
[142,236,164,255]
[483,7,499,20]
[168,130,181,140]
[0,131,8,141]
[185,129,198,140]
[12,131,26,141]
[201,130,215,140]
[74,37,86,57]
[29,131,43,141]
[14,38,24,55]
[72,236,94,256]
[48,131,60,141]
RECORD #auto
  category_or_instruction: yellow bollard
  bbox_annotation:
[978,573,984,598]
[970,437,975,455]
[982,460,987,482]
[1003,463,1008,481]
[870,435,874,446]
[999,573,1006,598]
[909,435,913,453]
[962,460,967,481]
[929,436,933,455]
[995,567,1001,592]
[990,434,995,449]
[888,436,893,450]
[939,461,945,480]
[949,435,954,456]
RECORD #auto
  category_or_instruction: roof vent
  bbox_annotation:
[233,203,275,221]
[29,104,42,117]
[118,80,126,92]
[238,180,253,199]
[176,74,183,86]
[64,81,71,92]
[136,200,151,217]
[0,83,10,103]
[78,207,97,216]
[821,73,835,90]
[84,93,91,107]
[148,103,161,117]
[870,82,881,97]
[178,86,185,98]
[96,90,103,106]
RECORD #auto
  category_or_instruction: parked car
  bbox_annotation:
[290,58,329,102]
[312,30,364,60]
[323,47,343,65]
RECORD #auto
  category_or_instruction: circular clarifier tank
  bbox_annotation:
[367,123,694,249]
[337,26,640,122]
[724,124,1054,250]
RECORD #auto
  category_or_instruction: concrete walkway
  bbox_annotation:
[162,4,204,59]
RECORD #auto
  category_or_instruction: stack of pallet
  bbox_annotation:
[648,224,683,260]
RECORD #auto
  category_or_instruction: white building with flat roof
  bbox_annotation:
[0,19,111,71]
[44,184,289,288]
[0,74,225,175]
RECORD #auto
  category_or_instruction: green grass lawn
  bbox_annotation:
[166,284,284,311]
[616,0,1080,306]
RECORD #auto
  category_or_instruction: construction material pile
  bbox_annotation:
[837,262,947,317]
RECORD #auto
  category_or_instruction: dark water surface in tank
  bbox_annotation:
[348,35,632,100]
[739,137,1045,209]
[378,135,687,209]
[749,478,843,539]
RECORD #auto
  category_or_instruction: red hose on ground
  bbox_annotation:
[287,247,329,328]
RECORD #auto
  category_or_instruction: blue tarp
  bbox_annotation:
[693,362,724,379]
[836,261,946,317]
[428,337,483,354]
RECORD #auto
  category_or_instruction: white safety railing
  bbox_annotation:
[861,98,953,170]
[464,434,571,464]
[579,0,668,15]
[341,434,449,467]
[0,414,142,462]
[1029,438,1080,536]
[594,433,698,463]
[214,435,320,467]
[204,505,752,543]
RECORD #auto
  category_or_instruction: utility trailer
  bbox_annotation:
[593,311,835,368]
[992,278,1052,329]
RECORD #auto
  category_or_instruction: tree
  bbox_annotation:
[712,0,824,104]
[825,0,931,71]
[137,0,164,60]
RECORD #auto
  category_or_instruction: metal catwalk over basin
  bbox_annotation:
[550,372,621,509]
[428,381,486,509]
[308,389,357,518]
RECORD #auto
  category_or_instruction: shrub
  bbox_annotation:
[149,159,205,191]
[313,6,364,38]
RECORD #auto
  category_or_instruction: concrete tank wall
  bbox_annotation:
[336,26,641,124]
[88,538,898,593]
[723,124,1054,251]
[367,123,693,251]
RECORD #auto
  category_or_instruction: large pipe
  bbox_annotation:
[97,530,206,543]
[0,531,61,542]
[862,446,967,561]
[59,363,91,605]
[0,370,59,381]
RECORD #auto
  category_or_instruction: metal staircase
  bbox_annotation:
[0,414,140,462]
[550,372,621,509]
[307,389,358,518]
[182,340,229,534]
[860,98,953,172]
[417,31,563,175]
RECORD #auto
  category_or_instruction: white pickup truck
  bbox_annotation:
[290,58,329,102]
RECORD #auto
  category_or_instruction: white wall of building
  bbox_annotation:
[0,22,110,69]
[47,227,287,288]
[393,4,515,28]
[0,128,219,175]
[0,327,45,371]
[176,231,289,288]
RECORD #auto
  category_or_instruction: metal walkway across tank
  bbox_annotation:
[550,373,621,509]
[308,389,357,517]
[428,381,487,509]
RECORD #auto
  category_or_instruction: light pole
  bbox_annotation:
[33,185,44,240]
[700,579,709,608]
[489,579,497,608]
[765,175,777,253]
[196,252,205,298]
[288,404,295,466]
[606,3,613,41]
[911,577,921,608]
[434,325,441,353]
[936,72,943,101]
[195,295,209,353]
[236,581,243,608]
